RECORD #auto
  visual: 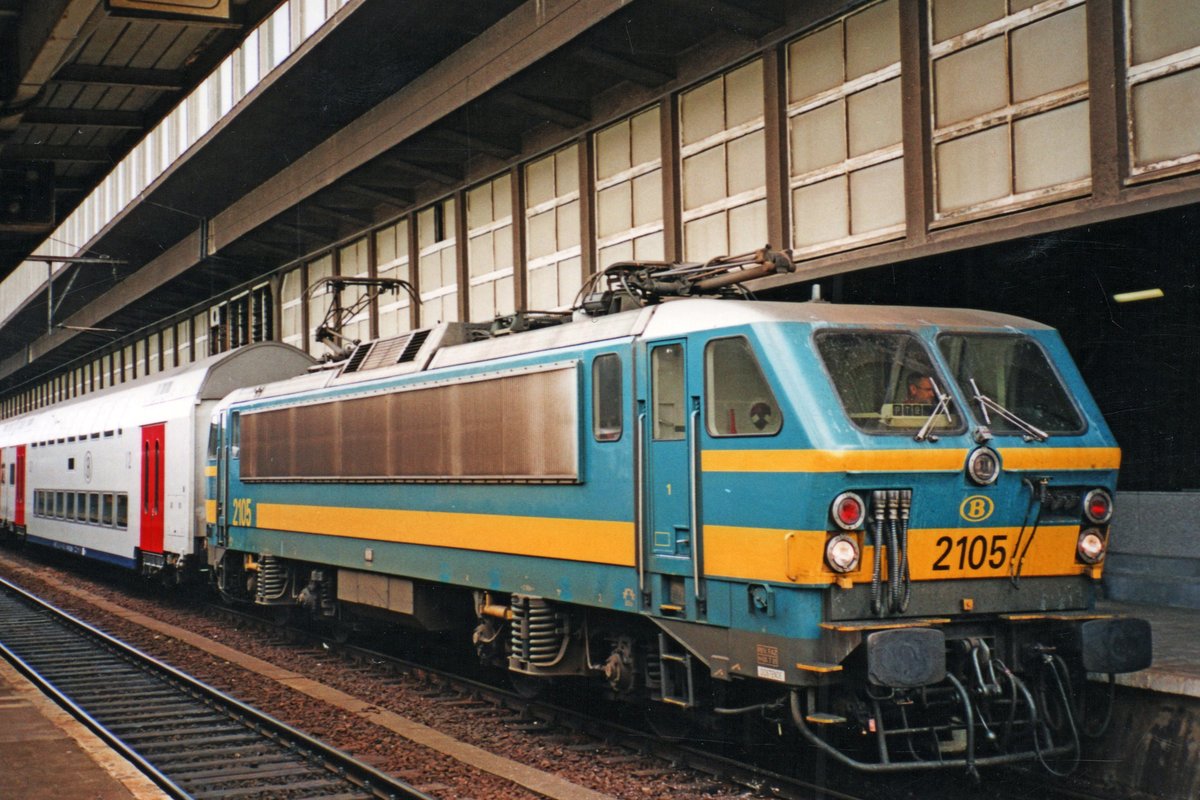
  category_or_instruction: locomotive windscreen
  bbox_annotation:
[238,363,580,482]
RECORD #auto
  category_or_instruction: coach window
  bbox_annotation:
[706,337,781,436]
[652,344,686,440]
[102,494,114,526]
[592,354,623,441]
[55,491,65,518]
[66,492,76,520]
[116,495,128,529]
[88,493,100,524]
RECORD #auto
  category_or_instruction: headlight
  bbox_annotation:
[1083,488,1113,524]
[1077,528,1106,564]
[966,447,1000,485]
[830,491,866,530]
[826,534,861,573]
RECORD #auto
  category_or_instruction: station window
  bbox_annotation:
[680,60,766,260]
[651,344,686,441]
[1125,0,1200,179]
[705,337,782,436]
[525,145,582,310]
[467,174,516,322]
[787,0,904,256]
[418,198,459,325]
[592,354,623,441]
[339,239,370,343]
[375,220,412,337]
[594,107,664,268]
[280,267,305,350]
[306,253,335,357]
[929,0,1090,221]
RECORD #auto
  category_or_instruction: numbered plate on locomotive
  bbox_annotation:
[907,527,1080,580]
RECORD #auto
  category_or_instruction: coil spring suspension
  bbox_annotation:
[255,555,289,604]
[509,596,569,670]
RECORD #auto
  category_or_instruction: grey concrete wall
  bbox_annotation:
[1105,491,1200,608]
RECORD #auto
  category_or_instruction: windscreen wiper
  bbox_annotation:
[914,377,954,442]
[968,378,1048,441]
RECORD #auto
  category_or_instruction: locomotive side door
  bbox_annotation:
[139,423,165,554]
[639,339,705,618]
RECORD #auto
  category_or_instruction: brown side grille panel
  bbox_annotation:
[240,364,579,483]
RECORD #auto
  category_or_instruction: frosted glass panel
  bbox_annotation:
[631,107,661,165]
[788,23,844,103]
[727,131,765,196]
[526,155,555,206]
[726,60,764,128]
[793,176,849,246]
[632,170,662,227]
[1014,101,1090,192]
[848,78,902,156]
[467,184,493,228]
[1129,0,1200,66]
[494,174,512,219]
[599,184,632,238]
[935,38,1007,126]
[470,282,496,322]
[596,120,631,181]
[1132,68,1200,166]
[846,0,899,79]
[850,159,904,232]
[683,146,726,210]
[728,199,767,254]
[1011,6,1087,102]
[790,101,847,174]
[599,240,633,268]
[556,200,580,248]
[931,0,1004,42]
[684,212,727,260]
[682,77,725,145]
[634,231,663,260]
[555,146,579,194]
[936,125,1010,211]
[469,232,495,275]
[527,210,556,259]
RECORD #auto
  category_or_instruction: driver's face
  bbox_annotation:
[909,378,935,403]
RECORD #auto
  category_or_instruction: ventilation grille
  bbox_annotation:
[343,329,432,374]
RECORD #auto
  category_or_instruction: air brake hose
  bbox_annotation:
[870,490,886,616]
[897,490,912,613]
[887,490,901,613]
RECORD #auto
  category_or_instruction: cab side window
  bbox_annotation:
[705,336,782,436]
[592,353,623,442]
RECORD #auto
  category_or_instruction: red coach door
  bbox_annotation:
[140,424,165,554]
[14,445,26,526]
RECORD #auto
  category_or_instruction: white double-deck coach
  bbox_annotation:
[0,342,311,575]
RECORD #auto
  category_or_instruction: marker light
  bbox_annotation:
[826,534,861,573]
[1083,488,1113,524]
[831,492,866,530]
[966,447,1000,486]
[1077,529,1106,564]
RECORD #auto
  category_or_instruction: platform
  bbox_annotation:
[0,657,165,800]
[1083,600,1200,800]
[1100,599,1200,697]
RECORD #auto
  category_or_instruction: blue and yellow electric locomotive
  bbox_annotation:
[206,252,1150,774]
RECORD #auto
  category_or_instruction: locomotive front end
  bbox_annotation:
[792,316,1151,774]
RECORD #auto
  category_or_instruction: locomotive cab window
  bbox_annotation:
[937,333,1084,435]
[592,353,623,441]
[817,331,965,435]
[651,344,686,440]
[705,337,782,436]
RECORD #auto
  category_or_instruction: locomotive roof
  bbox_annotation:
[218,298,1054,412]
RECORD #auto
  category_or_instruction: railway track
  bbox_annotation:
[0,574,433,800]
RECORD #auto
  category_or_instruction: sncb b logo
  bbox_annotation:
[959,495,994,522]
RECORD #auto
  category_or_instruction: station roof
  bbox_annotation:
[0,0,792,393]
[0,0,283,281]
